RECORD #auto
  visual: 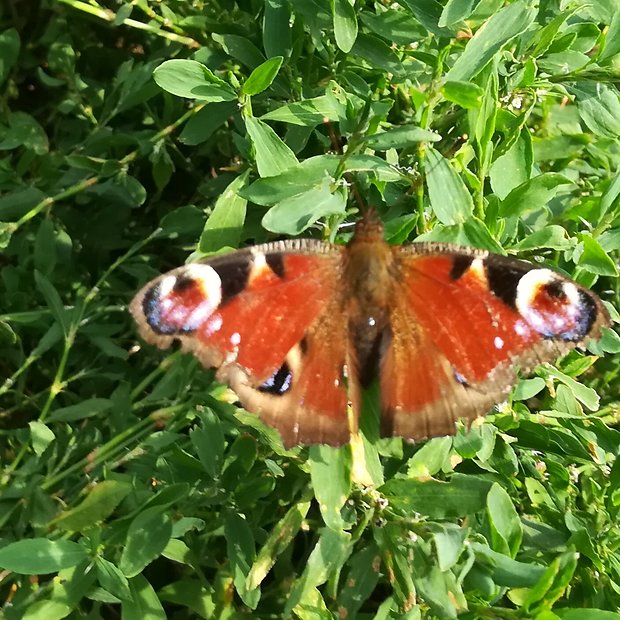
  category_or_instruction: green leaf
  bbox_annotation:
[0,28,20,86]
[571,82,620,138]
[351,33,404,76]
[190,408,225,478]
[366,125,440,150]
[23,563,96,620]
[489,130,533,200]
[35,271,68,335]
[123,575,166,619]
[556,611,620,620]
[262,180,347,234]
[416,217,504,253]
[34,218,57,276]
[446,1,537,81]
[0,187,46,220]
[309,445,352,531]
[345,153,405,182]
[261,95,346,126]
[0,222,17,250]
[511,226,571,251]
[153,59,236,101]
[47,398,114,422]
[212,33,265,69]
[441,80,484,109]
[53,480,133,532]
[0,539,88,574]
[332,0,358,53]
[286,528,352,614]
[406,437,453,478]
[120,507,173,577]
[439,0,479,27]
[337,545,382,616]
[225,511,260,608]
[0,111,48,154]
[577,234,619,276]
[425,146,474,225]
[522,551,578,612]
[487,483,522,557]
[412,555,465,617]
[600,167,620,217]
[241,155,339,204]
[428,523,467,571]
[241,56,283,96]
[600,7,620,61]
[199,170,249,253]
[399,0,450,37]
[248,501,311,590]
[538,366,600,411]
[528,8,578,57]
[263,0,292,58]
[499,173,572,217]
[29,420,55,456]
[158,205,203,238]
[179,101,238,145]
[245,116,298,177]
[470,542,546,587]
[513,377,546,400]
[381,474,493,518]
[96,557,132,601]
[158,579,215,618]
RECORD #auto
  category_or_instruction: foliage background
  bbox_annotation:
[1,0,620,618]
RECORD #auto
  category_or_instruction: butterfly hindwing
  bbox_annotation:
[381,246,609,440]
[131,240,355,446]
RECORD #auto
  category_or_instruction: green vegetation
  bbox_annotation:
[1,1,620,618]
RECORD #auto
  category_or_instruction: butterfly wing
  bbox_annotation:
[130,240,353,447]
[381,247,610,440]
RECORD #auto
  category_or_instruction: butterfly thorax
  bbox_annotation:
[344,217,396,385]
[345,215,396,309]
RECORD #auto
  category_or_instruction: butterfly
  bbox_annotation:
[130,212,610,447]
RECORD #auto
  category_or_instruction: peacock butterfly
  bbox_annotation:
[130,212,610,447]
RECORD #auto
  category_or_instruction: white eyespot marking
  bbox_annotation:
[252,251,267,269]
[368,317,376,327]
[154,266,223,333]
[158,275,177,298]
[516,269,555,333]
[515,269,585,338]
[205,313,223,336]
[563,282,581,307]
[515,320,529,337]
[248,251,272,284]
[230,332,241,346]
[516,268,555,306]
[494,336,504,350]
[334,379,340,388]
[182,264,223,304]
[469,258,486,281]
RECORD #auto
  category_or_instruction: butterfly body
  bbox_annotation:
[131,214,609,447]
